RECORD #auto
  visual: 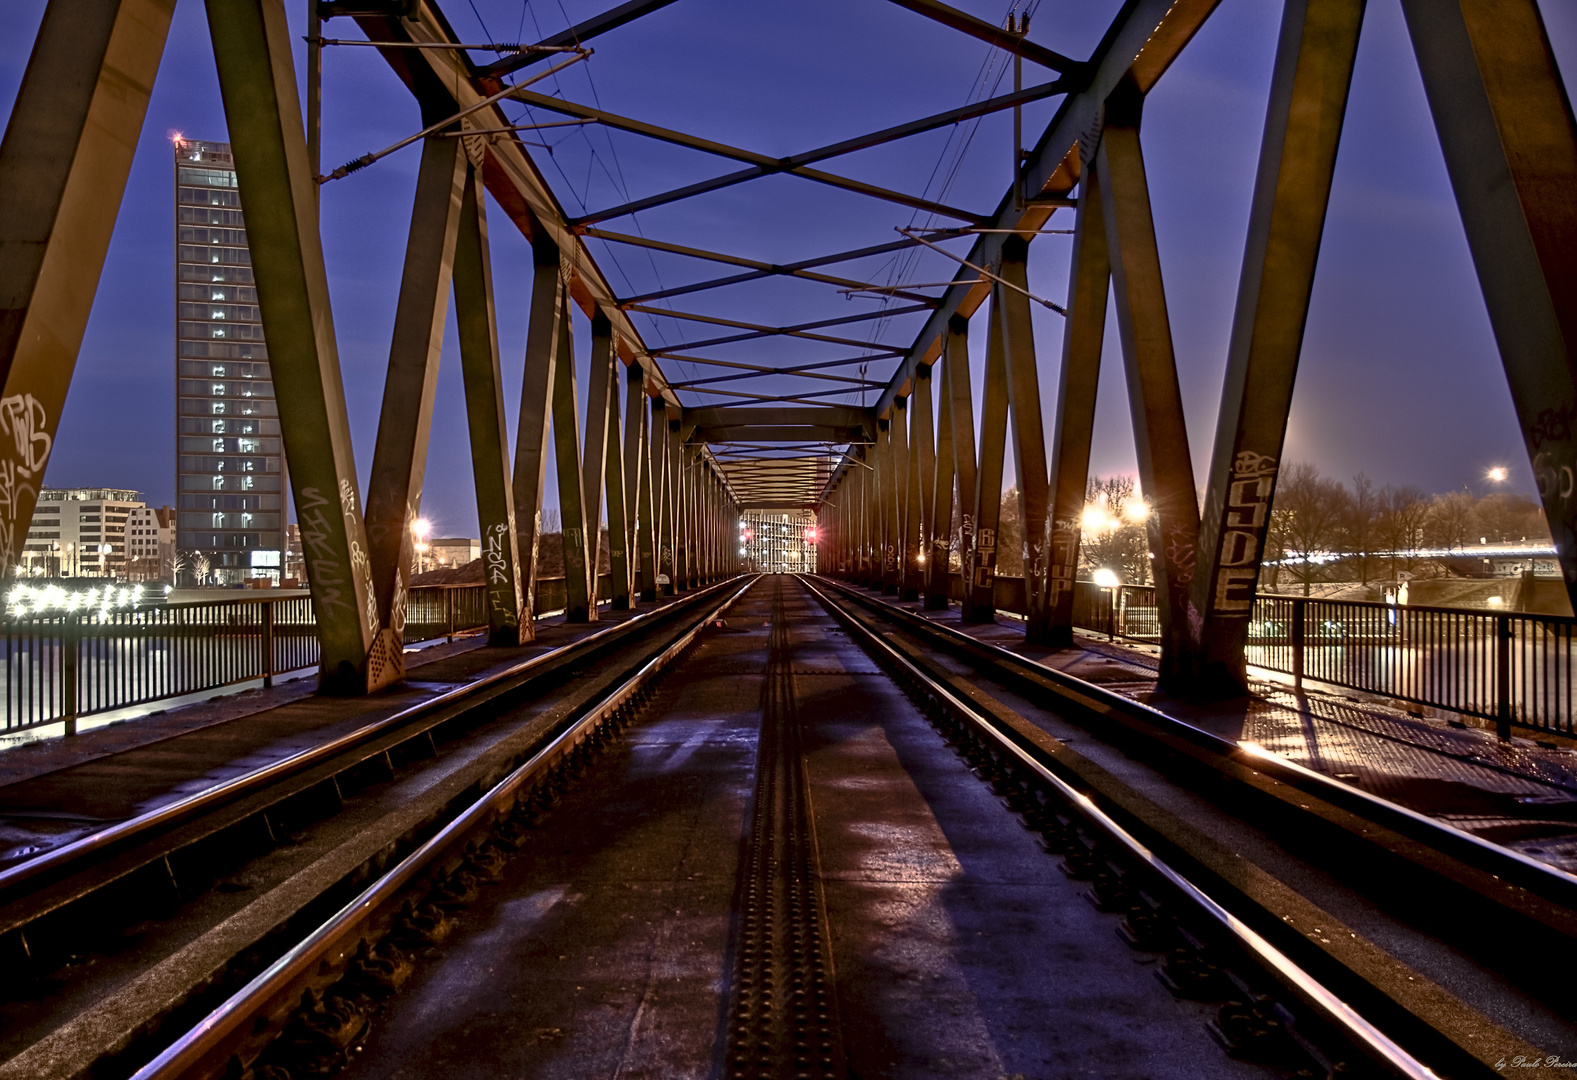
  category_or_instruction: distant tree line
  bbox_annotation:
[984,464,1549,594]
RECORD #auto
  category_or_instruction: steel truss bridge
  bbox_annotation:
[0,0,1573,699]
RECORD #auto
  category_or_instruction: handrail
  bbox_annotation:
[0,578,740,909]
[126,576,758,1080]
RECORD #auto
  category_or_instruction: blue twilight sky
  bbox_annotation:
[2,0,1574,539]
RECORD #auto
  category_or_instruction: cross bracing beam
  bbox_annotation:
[878,0,1084,73]
[477,0,681,79]
[653,353,904,374]
[678,386,884,407]
[835,0,1223,448]
[629,303,926,352]
[502,89,986,224]
[567,80,1071,227]
[351,6,681,408]
[598,228,971,306]
[584,228,944,306]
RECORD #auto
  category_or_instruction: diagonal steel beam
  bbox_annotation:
[571,80,1069,226]
[506,89,985,223]
[631,302,925,353]
[208,0,394,692]
[453,156,525,644]
[0,0,175,574]
[480,0,681,78]
[879,0,1083,72]
[605,229,969,306]
[856,0,1225,434]
[364,134,466,653]
[584,228,941,306]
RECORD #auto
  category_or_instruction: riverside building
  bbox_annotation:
[175,137,287,583]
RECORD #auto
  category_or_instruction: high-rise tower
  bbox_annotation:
[174,138,286,583]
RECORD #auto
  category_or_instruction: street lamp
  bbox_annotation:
[411,517,432,574]
[1486,466,1508,484]
[1093,567,1121,641]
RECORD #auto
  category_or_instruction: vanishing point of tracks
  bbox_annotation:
[1,575,1573,1080]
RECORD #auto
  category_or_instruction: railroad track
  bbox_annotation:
[0,577,753,1080]
[20,574,1573,1080]
[804,575,1577,1078]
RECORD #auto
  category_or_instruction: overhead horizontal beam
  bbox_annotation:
[586,228,941,306]
[506,89,986,223]
[604,228,970,306]
[572,79,1070,226]
[869,0,1223,429]
[685,405,871,428]
[478,0,681,78]
[880,0,1084,72]
[697,425,868,443]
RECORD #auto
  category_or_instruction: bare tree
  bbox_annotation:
[1079,475,1152,585]
[1345,472,1381,584]
[1376,486,1430,577]
[1426,490,1476,551]
[1266,463,1350,595]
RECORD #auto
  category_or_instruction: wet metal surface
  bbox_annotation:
[908,603,1577,874]
[334,578,1269,1078]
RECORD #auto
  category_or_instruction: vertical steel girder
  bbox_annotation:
[946,315,980,607]
[1402,0,1577,613]
[513,240,562,625]
[966,297,1010,623]
[552,300,595,621]
[667,418,685,590]
[997,238,1053,641]
[890,397,911,595]
[911,363,937,602]
[1097,85,1202,685]
[901,390,925,600]
[1191,0,1364,694]
[1044,169,1111,646]
[653,404,673,594]
[581,315,617,609]
[208,0,394,693]
[364,135,466,659]
[874,420,895,591]
[0,0,174,571]
[633,375,657,600]
[452,156,524,645]
[605,357,632,608]
[926,349,956,609]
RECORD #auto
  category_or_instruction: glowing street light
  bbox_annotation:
[1486,467,1508,483]
[1092,567,1120,588]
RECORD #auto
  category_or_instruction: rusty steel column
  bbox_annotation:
[551,299,594,622]
[452,157,524,645]
[364,134,466,660]
[873,419,894,591]
[605,357,632,609]
[947,315,980,612]
[910,363,936,603]
[1191,0,1365,695]
[669,418,688,591]
[926,352,955,609]
[581,315,617,611]
[0,0,175,571]
[889,398,911,595]
[513,239,563,627]
[998,236,1053,642]
[208,0,393,693]
[631,370,657,601]
[1097,83,1203,687]
[1402,0,1577,615]
[1045,165,1111,647]
[653,401,675,595]
[901,391,925,601]
[966,292,1010,624]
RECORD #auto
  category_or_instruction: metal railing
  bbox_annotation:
[1062,581,1577,738]
[0,583,494,736]
[919,574,1577,737]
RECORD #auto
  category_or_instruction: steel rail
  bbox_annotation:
[800,575,1436,1079]
[126,577,759,1080]
[0,578,741,916]
[811,577,1577,911]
